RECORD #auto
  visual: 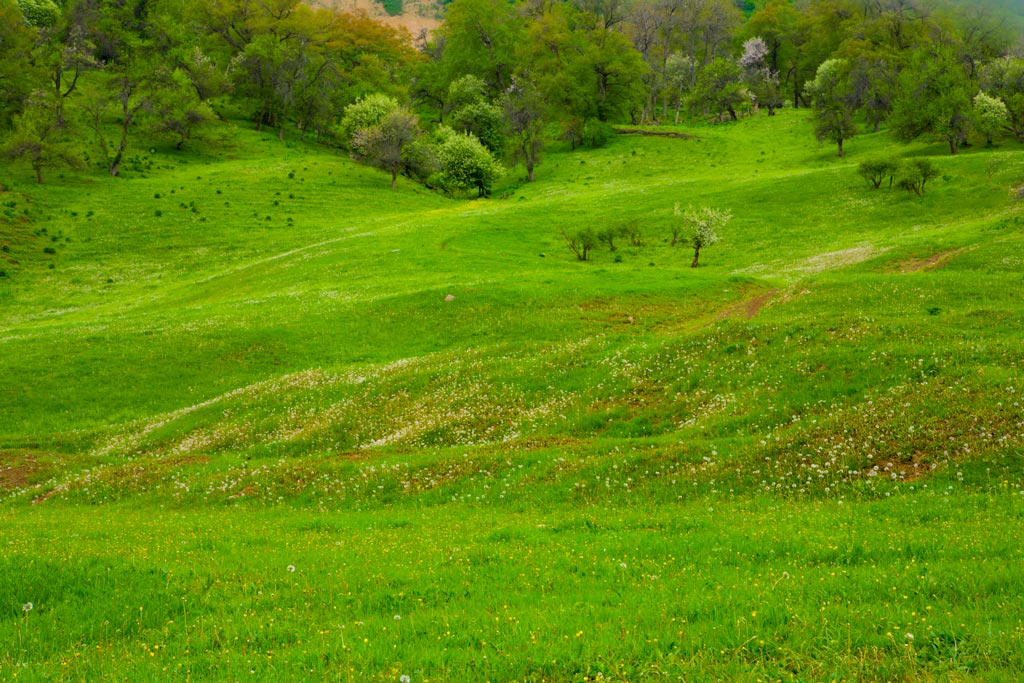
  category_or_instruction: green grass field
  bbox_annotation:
[2,111,1023,681]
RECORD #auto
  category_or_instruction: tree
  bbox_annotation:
[81,58,158,177]
[148,68,218,150]
[0,0,40,128]
[806,58,857,157]
[689,57,748,121]
[973,91,1009,146]
[663,53,693,123]
[845,49,897,133]
[981,57,1024,142]
[449,99,506,154]
[2,96,83,183]
[520,2,647,130]
[351,108,421,189]
[338,93,400,148]
[890,47,974,155]
[741,37,783,115]
[16,0,60,29]
[675,204,729,268]
[502,77,544,182]
[231,32,307,137]
[186,0,417,138]
[743,0,802,105]
[433,127,503,198]
[436,0,522,94]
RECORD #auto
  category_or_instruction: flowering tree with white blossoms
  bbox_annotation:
[675,204,730,268]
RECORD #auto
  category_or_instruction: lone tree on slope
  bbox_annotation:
[675,204,730,268]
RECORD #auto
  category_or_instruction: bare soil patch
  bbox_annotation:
[312,0,440,39]
[0,451,53,491]
[717,289,778,321]
[615,129,698,140]
[892,248,964,273]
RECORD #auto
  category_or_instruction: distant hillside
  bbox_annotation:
[313,0,442,38]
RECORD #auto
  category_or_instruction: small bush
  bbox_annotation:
[582,119,615,149]
[858,158,900,189]
[623,221,643,246]
[896,159,939,196]
[562,228,597,261]
[43,246,56,254]
[597,226,626,252]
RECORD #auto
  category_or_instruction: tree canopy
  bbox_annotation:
[1,0,1023,186]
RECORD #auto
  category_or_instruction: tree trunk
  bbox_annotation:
[53,73,66,129]
[948,138,958,155]
[691,245,700,268]
[34,162,43,184]
[727,106,737,121]
[390,169,397,189]
[110,124,130,177]
[527,159,535,182]
[837,138,844,157]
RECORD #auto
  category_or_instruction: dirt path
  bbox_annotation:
[717,289,778,321]
[615,129,698,140]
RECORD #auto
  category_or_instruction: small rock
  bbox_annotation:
[445,294,456,302]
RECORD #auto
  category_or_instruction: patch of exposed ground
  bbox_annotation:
[791,246,887,273]
[313,0,441,39]
[891,248,965,273]
[717,289,778,321]
[615,129,697,139]
[0,451,54,491]
[734,246,887,279]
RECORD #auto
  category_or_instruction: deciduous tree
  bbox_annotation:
[973,91,1008,146]
[433,127,503,198]
[890,46,974,155]
[502,77,544,182]
[806,58,857,157]
[675,204,729,268]
[351,107,421,189]
[2,95,83,183]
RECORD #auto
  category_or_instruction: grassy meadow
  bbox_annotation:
[2,110,1024,681]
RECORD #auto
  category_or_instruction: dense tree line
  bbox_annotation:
[2,0,1024,188]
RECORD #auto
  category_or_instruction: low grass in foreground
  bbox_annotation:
[2,111,1023,681]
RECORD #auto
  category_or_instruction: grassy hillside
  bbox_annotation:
[2,111,1024,681]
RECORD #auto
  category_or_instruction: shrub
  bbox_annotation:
[858,158,900,189]
[896,159,939,196]
[562,228,597,261]
[597,225,626,251]
[622,221,643,246]
[582,119,615,148]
